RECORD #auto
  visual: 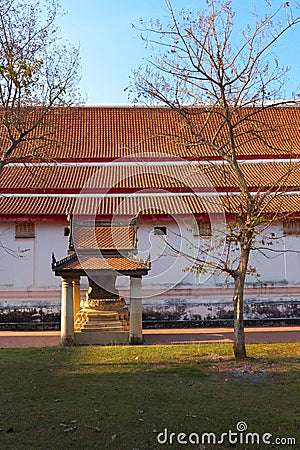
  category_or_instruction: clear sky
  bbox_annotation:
[58,0,300,105]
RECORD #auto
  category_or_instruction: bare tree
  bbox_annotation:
[0,0,80,174]
[132,0,300,358]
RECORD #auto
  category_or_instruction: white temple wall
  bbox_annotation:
[0,220,299,291]
[0,221,67,289]
[138,220,300,288]
[247,225,300,285]
[33,222,69,288]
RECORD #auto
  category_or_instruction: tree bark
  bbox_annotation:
[233,277,246,359]
[233,242,251,359]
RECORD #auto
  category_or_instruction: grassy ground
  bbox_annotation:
[0,343,299,450]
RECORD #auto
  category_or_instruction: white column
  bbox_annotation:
[129,276,143,345]
[61,277,74,346]
[72,277,81,325]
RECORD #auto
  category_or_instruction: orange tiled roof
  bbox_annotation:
[68,256,147,271]
[1,193,300,218]
[53,254,148,272]
[1,106,300,220]
[201,162,300,190]
[1,161,300,193]
[0,195,206,217]
[73,226,134,250]
[4,106,300,162]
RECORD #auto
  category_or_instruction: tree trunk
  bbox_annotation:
[233,276,246,359]
[233,243,251,359]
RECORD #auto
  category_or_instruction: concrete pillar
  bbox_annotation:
[72,277,81,325]
[61,277,74,346]
[129,276,143,345]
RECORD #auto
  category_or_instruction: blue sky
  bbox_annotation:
[58,0,300,104]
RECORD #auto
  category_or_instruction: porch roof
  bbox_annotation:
[52,252,150,277]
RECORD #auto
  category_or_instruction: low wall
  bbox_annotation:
[0,287,299,325]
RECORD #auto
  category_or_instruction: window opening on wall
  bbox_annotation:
[15,222,35,238]
[153,226,167,236]
[194,221,212,237]
[283,219,300,235]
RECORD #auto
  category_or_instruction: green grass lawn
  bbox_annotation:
[0,343,299,449]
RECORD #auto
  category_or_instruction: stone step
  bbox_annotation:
[81,325,124,332]
[85,317,121,323]
[85,311,119,320]
[83,321,124,328]
[74,330,129,345]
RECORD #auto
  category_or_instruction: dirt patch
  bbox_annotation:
[206,356,300,382]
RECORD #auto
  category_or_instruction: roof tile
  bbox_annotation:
[1,162,299,193]
[73,226,134,250]
[1,193,299,218]
[60,255,147,271]
[5,106,300,162]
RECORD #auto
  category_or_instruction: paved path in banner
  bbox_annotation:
[0,327,299,348]
[143,327,300,345]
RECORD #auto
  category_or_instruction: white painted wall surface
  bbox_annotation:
[247,225,300,285]
[0,220,299,290]
[137,220,300,289]
[0,221,68,289]
[33,222,69,288]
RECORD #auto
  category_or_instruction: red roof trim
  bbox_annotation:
[0,215,68,222]
[51,154,300,163]
[20,154,298,165]
[2,212,300,223]
[3,186,300,195]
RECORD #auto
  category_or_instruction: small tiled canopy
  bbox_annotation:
[52,215,150,278]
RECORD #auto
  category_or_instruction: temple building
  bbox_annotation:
[0,106,300,331]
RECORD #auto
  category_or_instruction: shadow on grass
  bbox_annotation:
[0,344,299,449]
